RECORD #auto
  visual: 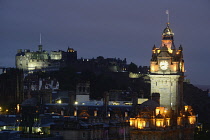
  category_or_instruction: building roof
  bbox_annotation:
[140,99,159,112]
[21,97,37,106]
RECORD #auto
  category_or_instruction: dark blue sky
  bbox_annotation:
[0,0,210,85]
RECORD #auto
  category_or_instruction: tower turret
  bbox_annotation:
[161,23,175,50]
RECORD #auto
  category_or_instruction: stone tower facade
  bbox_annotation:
[76,81,90,104]
[149,23,185,114]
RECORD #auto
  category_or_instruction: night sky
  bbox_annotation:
[0,0,210,85]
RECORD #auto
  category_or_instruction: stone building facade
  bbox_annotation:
[16,45,77,72]
[130,23,196,140]
[150,23,184,114]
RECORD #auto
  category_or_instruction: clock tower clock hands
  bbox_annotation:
[160,61,168,70]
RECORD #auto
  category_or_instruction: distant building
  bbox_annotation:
[23,74,59,104]
[15,42,129,74]
[15,44,77,72]
[73,56,127,73]
[0,68,24,106]
[75,81,90,104]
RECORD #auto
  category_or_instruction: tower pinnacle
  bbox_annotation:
[166,10,170,24]
[38,33,43,52]
[40,33,42,45]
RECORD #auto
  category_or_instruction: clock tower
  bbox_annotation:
[150,23,184,114]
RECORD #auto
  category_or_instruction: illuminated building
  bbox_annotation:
[130,22,196,140]
[150,22,184,114]
[16,43,129,74]
[16,43,77,72]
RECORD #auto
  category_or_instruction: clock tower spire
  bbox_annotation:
[149,23,184,115]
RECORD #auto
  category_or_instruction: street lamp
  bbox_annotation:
[74,101,78,120]
[57,99,62,104]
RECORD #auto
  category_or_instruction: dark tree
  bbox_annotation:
[56,66,78,91]
[128,62,138,73]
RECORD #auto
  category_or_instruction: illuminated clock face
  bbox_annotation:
[160,61,169,70]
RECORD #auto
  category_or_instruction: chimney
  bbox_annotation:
[151,93,160,105]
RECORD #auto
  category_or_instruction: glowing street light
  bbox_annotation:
[74,101,78,120]
[17,104,20,113]
[75,101,78,105]
[57,99,62,104]
[55,98,62,104]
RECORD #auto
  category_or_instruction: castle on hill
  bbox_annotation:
[15,45,77,72]
[15,45,128,73]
